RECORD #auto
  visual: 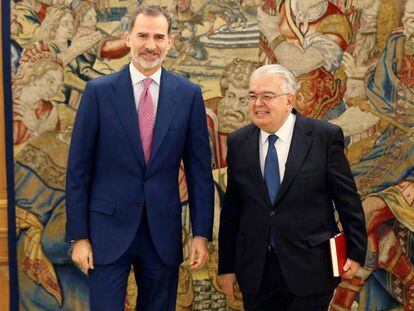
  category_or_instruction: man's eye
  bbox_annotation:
[249,95,257,101]
[262,96,272,102]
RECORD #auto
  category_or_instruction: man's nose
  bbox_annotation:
[253,97,264,106]
[145,38,157,50]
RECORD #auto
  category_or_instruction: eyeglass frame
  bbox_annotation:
[248,92,290,105]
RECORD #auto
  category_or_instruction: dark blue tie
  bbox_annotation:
[264,134,280,205]
[264,134,280,251]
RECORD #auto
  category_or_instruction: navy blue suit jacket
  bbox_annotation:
[66,66,214,266]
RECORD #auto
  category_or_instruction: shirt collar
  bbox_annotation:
[129,62,161,86]
[260,112,296,145]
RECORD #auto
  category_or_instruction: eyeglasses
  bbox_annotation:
[248,93,289,105]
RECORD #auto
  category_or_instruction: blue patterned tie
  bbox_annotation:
[264,134,280,205]
[264,134,280,251]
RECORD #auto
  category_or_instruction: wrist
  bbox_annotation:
[193,236,208,241]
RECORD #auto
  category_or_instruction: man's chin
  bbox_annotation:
[137,59,161,70]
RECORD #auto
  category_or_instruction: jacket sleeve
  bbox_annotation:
[182,86,214,240]
[327,126,367,265]
[218,135,242,274]
[65,82,99,241]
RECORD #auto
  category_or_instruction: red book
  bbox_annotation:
[329,232,347,277]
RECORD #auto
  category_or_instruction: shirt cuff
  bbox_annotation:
[193,236,208,241]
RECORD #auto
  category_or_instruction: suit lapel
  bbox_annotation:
[147,68,179,171]
[245,125,272,208]
[274,113,312,205]
[110,66,146,169]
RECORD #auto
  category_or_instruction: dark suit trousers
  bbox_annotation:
[243,252,333,311]
[88,208,179,311]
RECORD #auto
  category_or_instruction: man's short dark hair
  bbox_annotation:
[128,5,172,34]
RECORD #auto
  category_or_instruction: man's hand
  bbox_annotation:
[342,258,360,278]
[71,239,94,273]
[189,237,209,270]
[218,273,241,299]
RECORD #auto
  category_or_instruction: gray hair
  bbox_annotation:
[128,5,172,34]
[250,64,300,94]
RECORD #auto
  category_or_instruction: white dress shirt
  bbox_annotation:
[129,63,161,117]
[259,113,296,183]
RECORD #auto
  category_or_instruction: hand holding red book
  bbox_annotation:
[329,232,347,277]
[330,232,361,277]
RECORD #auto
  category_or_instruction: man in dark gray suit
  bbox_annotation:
[218,64,367,310]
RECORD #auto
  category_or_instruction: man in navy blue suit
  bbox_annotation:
[65,5,214,310]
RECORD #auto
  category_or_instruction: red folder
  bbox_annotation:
[329,232,347,277]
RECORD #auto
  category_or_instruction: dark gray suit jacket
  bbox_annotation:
[218,111,367,296]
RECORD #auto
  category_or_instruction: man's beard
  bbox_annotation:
[131,49,165,70]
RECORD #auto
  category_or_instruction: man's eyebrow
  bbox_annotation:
[248,91,277,95]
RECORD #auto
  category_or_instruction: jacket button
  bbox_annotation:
[269,210,275,216]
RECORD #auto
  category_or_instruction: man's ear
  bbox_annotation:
[124,32,130,48]
[168,34,175,49]
[286,93,296,111]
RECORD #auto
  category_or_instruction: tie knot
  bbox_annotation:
[143,78,152,89]
[268,134,278,145]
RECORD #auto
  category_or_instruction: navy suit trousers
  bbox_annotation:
[88,208,179,311]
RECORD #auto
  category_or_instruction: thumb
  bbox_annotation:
[189,244,196,266]
[227,283,235,298]
[88,251,94,270]
[343,258,352,272]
